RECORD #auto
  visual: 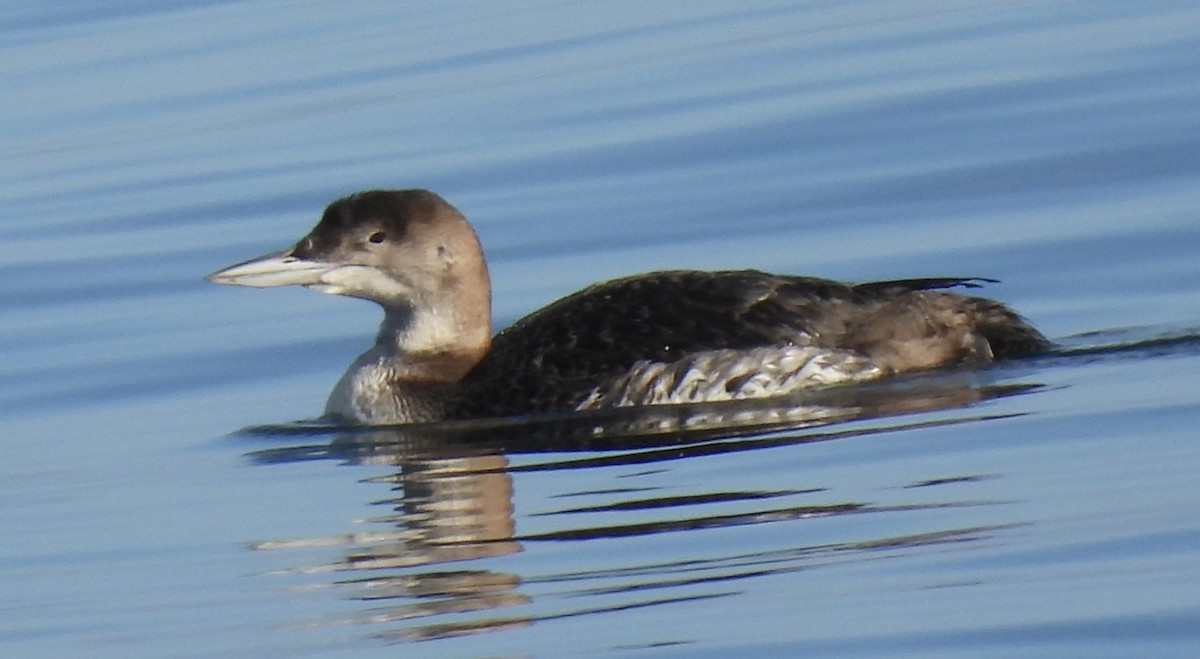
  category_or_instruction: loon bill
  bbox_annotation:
[207,189,1048,425]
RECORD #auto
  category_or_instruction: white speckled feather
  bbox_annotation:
[577,345,884,410]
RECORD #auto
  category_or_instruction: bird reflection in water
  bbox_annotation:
[243,371,1043,642]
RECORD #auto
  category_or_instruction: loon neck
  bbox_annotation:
[324,303,490,424]
[375,302,491,383]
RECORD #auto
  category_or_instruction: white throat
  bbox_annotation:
[323,304,487,424]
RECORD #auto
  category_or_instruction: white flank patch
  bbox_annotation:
[577,345,884,410]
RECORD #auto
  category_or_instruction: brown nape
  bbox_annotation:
[365,190,493,369]
[390,193,494,371]
[431,205,493,361]
[840,290,1048,373]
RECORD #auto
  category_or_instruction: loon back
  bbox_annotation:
[451,270,1047,418]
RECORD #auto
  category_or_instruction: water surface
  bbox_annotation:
[3,1,1200,657]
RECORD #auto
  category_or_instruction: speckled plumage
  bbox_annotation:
[450,271,1048,418]
[207,189,1049,425]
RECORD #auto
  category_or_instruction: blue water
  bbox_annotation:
[3,1,1200,657]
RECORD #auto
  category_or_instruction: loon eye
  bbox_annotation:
[367,231,386,244]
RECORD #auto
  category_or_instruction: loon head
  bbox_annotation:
[207,189,492,359]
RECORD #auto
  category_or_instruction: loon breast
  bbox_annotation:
[206,189,1049,425]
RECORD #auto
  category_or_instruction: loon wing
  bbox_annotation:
[454,270,1044,418]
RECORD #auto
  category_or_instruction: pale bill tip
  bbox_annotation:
[205,250,334,288]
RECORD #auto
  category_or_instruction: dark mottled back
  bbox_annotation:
[450,271,1047,418]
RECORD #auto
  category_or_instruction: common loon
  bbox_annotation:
[207,189,1048,425]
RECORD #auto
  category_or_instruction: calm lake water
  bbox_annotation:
[4,1,1200,657]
